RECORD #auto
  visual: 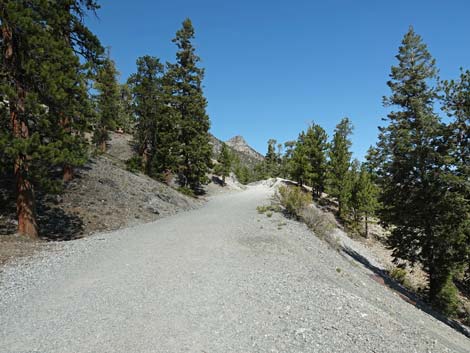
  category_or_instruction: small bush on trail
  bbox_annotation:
[276,185,337,248]
[298,206,335,241]
[389,267,408,285]
[277,185,312,217]
[257,204,281,214]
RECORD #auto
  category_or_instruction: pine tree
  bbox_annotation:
[328,117,353,218]
[345,159,361,225]
[441,69,470,183]
[215,143,232,185]
[94,54,120,153]
[441,69,470,302]
[265,139,279,177]
[290,132,311,187]
[0,0,102,237]
[117,83,134,133]
[355,164,379,237]
[46,0,103,182]
[303,123,328,198]
[166,19,212,192]
[279,140,296,179]
[376,27,468,310]
[128,55,165,175]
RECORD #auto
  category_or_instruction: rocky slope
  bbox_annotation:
[0,132,200,263]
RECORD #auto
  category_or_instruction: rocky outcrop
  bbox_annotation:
[226,135,264,162]
[209,134,264,170]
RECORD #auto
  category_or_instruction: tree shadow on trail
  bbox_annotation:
[342,247,470,339]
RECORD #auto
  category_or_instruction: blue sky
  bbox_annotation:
[87,0,470,158]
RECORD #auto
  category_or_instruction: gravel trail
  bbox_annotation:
[1,185,469,353]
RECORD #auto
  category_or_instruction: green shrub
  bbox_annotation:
[177,186,196,198]
[126,156,142,173]
[433,275,459,317]
[276,185,337,247]
[277,185,312,217]
[389,267,407,284]
[257,204,281,214]
[266,211,273,218]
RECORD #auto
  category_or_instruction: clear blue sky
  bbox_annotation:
[87,0,470,158]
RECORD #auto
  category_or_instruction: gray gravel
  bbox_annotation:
[1,184,469,353]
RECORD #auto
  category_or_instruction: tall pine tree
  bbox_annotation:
[290,132,311,187]
[94,54,120,153]
[215,143,232,185]
[355,164,379,237]
[328,117,353,218]
[0,0,101,237]
[303,123,328,198]
[166,19,212,192]
[376,28,468,311]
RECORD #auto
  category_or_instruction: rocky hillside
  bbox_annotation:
[0,132,201,264]
[210,134,264,169]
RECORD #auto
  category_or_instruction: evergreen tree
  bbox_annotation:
[279,140,296,179]
[117,83,134,133]
[441,69,470,301]
[345,159,361,225]
[355,164,379,237]
[376,27,469,310]
[46,0,103,182]
[0,0,102,237]
[265,139,279,177]
[441,69,470,182]
[128,55,178,177]
[215,143,232,185]
[303,123,328,198]
[328,117,353,218]
[166,19,212,191]
[235,165,251,185]
[94,54,120,153]
[290,132,311,187]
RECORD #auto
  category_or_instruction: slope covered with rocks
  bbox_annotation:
[0,133,200,264]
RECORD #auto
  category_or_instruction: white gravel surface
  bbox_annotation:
[1,184,469,353]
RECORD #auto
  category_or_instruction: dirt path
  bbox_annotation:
[1,185,469,352]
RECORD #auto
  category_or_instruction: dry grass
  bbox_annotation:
[275,185,339,249]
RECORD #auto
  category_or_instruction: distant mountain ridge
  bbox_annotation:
[209,134,264,169]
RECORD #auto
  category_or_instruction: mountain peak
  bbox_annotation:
[227,135,247,145]
[226,135,264,161]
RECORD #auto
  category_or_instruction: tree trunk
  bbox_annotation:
[63,164,74,182]
[99,140,106,153]
[3,23,39,238]
[141,149,149,174]
[15,159,38,238]
[365,212,369,238]
[12,93,39,238]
